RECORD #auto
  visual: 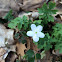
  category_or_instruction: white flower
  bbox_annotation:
[27,24,45,42]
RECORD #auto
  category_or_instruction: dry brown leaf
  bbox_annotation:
[0,56,5,62]
[26,38,30,50]
[52,1,62,23]
[0,48,6,57]
[0,0,19,11]
[18,12,39,21]
[23,0,42,5]
[16,42,26,56]
[0,24,14,46]
[18,0,45,11]
[0,48,6,62]
[0,60,5,62]
[52,50,62,56]
[5,52,17,62]
[0,0,20,17]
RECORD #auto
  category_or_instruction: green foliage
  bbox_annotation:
[52,23,62,53]
[24,49,41,62]
[8,17,22,30]
[33,20,42,25]
[36,23,62,53]
[38,2,58,24]
[16,59,20,62]
[26,49,34,58]
[38,33,52,50]
[14,31,27,44]
[5,1,62,61]
[0,10,14,24]
[8,16,29,30]
[25,49,35,62]
[36,53,41,59]
[52,23,62,40]
[3,10,14,21]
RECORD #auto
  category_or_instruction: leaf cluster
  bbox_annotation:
[38,33,53,50]
[38,2,58,24]
[8,16,30,30]
[0,10,14,24]
[14,31,27,44]
[3,10,14,21]
[52,23,62,53]
[24,49,41,62]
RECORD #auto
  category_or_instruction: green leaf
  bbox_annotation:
[41,50,46,59]
[8,17,23,30]
[33,20,42,24]
[51,10,58,14]
[38,8,43,14]
[26,49,34,58]
[23,15,28,22]
[15,33,19,39]
[24,22,29,30]
[8,22,16,28]
[48,15,54,22]
[42,3,48,11]
[4,9,14,21]
[28,57,35,62]
[49,2,56,9]
[17,23,22,30]
[38,2,57,24]
[36,53,41,59]
[59,49,62,53]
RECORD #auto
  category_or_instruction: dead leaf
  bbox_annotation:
[52,50,62,56]
[0,56,5,62]
[23,0,42,5]
[18,0,46,11]
[26,38,30,50]
[5,51,17,62]
[0,48,6,62]
[18,12,39,21]
[0,24,14,45]
[0,0,20,17]
[16,42,26,56]
[0,48,6,56]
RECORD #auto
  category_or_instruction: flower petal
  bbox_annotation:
[37,32,45,38]
[33,35,39,42]
[36,25,43,32]
[27,31,34,37]
[31,24,36,31]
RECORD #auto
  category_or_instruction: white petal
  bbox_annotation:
[37,32,45,38]
[33,35,39,42]
[27,31,34,37]
[31,24,36,31]
[36,25,43,32]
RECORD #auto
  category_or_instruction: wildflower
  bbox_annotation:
[27,24,45,42]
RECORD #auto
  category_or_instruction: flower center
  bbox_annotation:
[35,32,37,34]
